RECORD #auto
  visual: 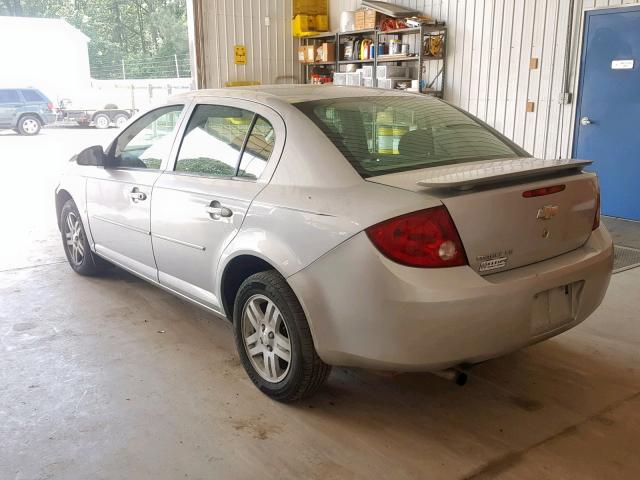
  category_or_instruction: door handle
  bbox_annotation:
[580,116,593,126]
[129,187,147,202]
[205,200,232,219]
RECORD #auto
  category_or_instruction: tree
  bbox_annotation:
[0,0,190,79]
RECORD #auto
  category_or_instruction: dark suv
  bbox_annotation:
[0,88,57,135]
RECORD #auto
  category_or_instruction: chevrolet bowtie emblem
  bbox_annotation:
[537,205,559,220]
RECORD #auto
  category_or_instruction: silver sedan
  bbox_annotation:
[55,85,613,401]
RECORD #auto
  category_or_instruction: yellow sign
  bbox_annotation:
[234,45,247,65]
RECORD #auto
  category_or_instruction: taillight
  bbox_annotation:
[47,102,53,110]
[366,206,468,268]
[593,185,600,230]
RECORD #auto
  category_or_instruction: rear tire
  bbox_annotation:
[233,270,331,402]
[60,199,108,276]
[93,113,110,129]
[17,115,41,135]
[114,113,129,128]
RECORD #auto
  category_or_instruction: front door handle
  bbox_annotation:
[205,200,232,219]
[129,187,147,202]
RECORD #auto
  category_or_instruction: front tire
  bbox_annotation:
[17,115,41,135]
[60,199,107,276]
[233,271,331,402]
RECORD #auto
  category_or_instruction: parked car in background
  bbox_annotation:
[54,85,613,402]
[0,88,56,135]
[56,99,133,129]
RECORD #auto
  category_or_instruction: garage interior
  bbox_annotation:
[2,0,640,479]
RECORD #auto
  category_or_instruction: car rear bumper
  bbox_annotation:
[41,112,57,125]
[288,226,613,371]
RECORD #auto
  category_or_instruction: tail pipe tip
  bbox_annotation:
[433,368,468,386]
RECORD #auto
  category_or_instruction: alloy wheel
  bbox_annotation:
[22,118,39,134]
[241,294,292,383]
[64,211,85,265]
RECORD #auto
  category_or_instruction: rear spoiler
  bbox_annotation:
[416,158,593,189]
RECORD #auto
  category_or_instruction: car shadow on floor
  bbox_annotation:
[96,264,636,419]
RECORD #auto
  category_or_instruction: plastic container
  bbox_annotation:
[340,11,356,32]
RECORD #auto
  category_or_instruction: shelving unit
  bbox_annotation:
[300,32,338,84]
[376,24,446,96]
[301,24,446,96]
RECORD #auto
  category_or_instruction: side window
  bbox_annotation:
[20,89,44,102]
[113,105,184,170]
[238,116,276,179]
[0,89,20,104]
[175,104,254,177]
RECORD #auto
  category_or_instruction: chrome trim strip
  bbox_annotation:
[91,215,150,235]
[152,233,206,251]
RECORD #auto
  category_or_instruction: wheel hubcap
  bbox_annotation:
[64,212,85,265]
[242,294,292,383]
[23,119,38,133]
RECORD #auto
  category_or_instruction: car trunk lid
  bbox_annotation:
[366,158,599,275]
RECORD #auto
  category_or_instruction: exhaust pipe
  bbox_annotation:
[433,368,468,386]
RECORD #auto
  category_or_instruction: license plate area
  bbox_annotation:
[531,281,584,335]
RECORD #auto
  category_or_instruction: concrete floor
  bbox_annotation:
[1,128,640,479]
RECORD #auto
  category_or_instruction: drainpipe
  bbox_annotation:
[560,0,576,104]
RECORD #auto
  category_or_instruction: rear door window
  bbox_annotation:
[0,90,20,104]
[237,116,276,179]
[20,89,45,102]
[175,104,254,177]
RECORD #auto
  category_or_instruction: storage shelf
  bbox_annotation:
[338,59,375,64]
[337,28,376,36]
[376,55,419,62]
[302,24,447,96]
[302,32,337,39]
[378,25,446,35]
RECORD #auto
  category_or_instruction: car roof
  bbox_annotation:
[171,84,425,104]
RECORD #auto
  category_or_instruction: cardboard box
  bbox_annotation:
[316,42,335,62]
[333,72,347,86]
[355,9,379,30]
[298,46,307,63]
[364,10,378,29]
[305,44,318,63]
[346,71,363,86]
[376,65,409,79]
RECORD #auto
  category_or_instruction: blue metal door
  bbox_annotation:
[574,6,640,220]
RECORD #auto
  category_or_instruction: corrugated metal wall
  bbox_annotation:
[198,0,640,158]
[199,0,302,88]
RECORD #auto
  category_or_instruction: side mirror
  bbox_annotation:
[76,145,105,166]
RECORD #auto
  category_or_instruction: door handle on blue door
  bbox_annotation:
[580,116,593,126]
[205,200,232,219]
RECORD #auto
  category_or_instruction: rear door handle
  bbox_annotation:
[129,187,147,202]
[205,200,232,219]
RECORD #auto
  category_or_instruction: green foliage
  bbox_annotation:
[177,158,237,177]
[0,0,189,79]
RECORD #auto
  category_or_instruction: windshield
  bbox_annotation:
[295,96,529,178]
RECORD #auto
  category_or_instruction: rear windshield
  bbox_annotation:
[295,96,529,178]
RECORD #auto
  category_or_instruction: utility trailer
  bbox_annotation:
[57,107,134,129]
[56,105,135,129]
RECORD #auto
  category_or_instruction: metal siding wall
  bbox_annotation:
[200,0,302,88]
[198,0,640,159]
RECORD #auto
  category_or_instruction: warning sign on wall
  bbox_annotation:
[234,45,247,65]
